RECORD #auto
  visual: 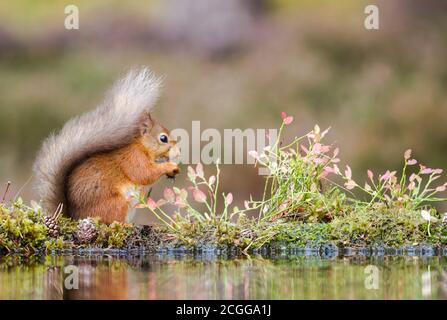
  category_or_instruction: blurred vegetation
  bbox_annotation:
[0,0,447,215]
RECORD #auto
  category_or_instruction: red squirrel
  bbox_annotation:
[33,67,180,224]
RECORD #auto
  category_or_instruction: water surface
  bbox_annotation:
[0,254,446,299]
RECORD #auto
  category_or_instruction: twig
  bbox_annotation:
[52,203,64,220]
[13,175,33,201]
[1,181,11,203]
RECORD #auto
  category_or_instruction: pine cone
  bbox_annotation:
[74,218,98,244]
[42,203,63,238]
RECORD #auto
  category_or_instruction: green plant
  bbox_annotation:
[133,161,255,248]
[337,149,447,210]
[247,113,347,223]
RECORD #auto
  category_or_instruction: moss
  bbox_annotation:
[94,221,135,248]
[330,207,447,247]
[0,199,47,254]
[266,222,333,246]
[1,198,446,255]
[44,237,66,250]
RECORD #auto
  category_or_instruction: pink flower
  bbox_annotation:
[281,112,294,125]
[244,201,250,210]
[208,175,216,186]
[146,198,158,210]
[163,187,175,202]
[404,149,412,160]
[192,189,207,203]
[367,170,374,181]
[225,193,233,205]
[407,159,417,165]
[345,165,352,180]
[436,185,446,192]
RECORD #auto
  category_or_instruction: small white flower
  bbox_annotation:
[421,210,438,222]
[421,210,431,221]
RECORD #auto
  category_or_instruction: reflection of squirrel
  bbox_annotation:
[33,68,180,224]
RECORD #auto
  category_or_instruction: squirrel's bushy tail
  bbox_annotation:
[33,67,162,214]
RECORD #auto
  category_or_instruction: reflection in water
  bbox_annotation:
[0,254,446,300]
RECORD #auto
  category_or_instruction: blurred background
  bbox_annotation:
[1,0,447,218]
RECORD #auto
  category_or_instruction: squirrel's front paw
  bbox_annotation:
[165,162,180,178]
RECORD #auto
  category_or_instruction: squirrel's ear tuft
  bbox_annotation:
[139,113,154,136]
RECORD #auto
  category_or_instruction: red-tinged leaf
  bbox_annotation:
[196,163,204,178]
[146,198,157,210]
[163,187,175,202]
[345,180,357,190]
[192,189,207,203]
[225,193,233,205]
[283,116,294,125]
[345,165,352,180]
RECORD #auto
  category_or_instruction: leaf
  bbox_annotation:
[192,189,207,203]
[196,163,204,178]
[345,180,357,190]
[163,188,175,202]
[187,166,196,181]
[225,193,233,205]
[208,175,216,186]
[146,198,157,210]
[283,116,293,125]
[404,149,412,160]
[248,150,259,160]
[345,165,352,180]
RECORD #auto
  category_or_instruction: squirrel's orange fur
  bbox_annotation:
[67,123,179,224]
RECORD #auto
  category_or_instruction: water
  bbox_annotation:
[0,254,446,299]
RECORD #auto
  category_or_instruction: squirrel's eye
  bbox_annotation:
[159,134,168,144]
